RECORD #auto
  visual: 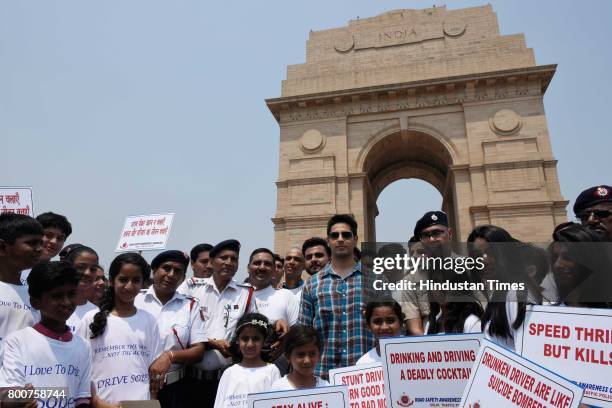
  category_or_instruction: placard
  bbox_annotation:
[516,305,612,407]
[115,213,175,252]
[460,339,583,408]
[0,187,33,216]
[329,363,386,408]
[380,334,483,408]
[247,385,350,408]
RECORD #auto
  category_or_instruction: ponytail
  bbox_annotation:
[90,286,114,338]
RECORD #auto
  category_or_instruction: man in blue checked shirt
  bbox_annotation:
[298,214,375,379]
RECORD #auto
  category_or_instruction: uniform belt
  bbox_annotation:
[165,368,186,385]
[187,366,224,380]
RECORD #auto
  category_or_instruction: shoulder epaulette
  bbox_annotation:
[236,282,253,289]
[187,277,209,287]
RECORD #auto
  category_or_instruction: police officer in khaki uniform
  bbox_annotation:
[399,211,452,334]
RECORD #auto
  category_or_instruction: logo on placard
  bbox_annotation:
[469,401,481,408]
[397,393,414,407]
[596,186,609,197]
[121,242,128,248]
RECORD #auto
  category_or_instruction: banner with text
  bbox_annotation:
[516,305,612,407]
[0,187,33,216]
[330,363,386,408]
[116,213,174,252]
[247,385,350,408]
[380,334,483,408]
[461,339,583,408]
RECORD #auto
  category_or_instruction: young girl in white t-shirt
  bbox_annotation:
[270,324,329,390]
[214,313,280,408]
[357,299,404,365]
[65,246,99,333]
[77,253,163,408]
[0,261,92,408]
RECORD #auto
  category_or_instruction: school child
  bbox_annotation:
[269,325,329,390]
[19,211,72,285]
[0,213,43,352]
[425,293,483,335]
[213,313,280,408]
[550,222,612,308]
[481,243,549,350]
[77,253,163,407]
[357,300,404,365]
[65,246,100,333]
[0,261,92,408]
[36,212,72,262]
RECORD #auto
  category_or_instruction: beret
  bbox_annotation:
[413,211,449,238]
[573,185,612,215]
[151,250,189,270]
[209,239,241,258]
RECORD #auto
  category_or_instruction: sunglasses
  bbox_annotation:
[329,231,354,240]
[577,209,612,222]
[420,229,447,240]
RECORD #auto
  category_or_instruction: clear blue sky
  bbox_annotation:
[2,0,610,275]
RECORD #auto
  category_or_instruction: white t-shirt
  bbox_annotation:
[77,309,163,403]
[67,301,98,333]
[214,363,280,408]
[0,327,92,408]
[252,285,299,326]
[483,289,539,351]
[540,273,559,305]
[0,281,40,357]
[20,269,31,285]
[356,348,381,365]
[269,374,329,391]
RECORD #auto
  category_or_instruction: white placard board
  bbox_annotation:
[115,213,174,252]
[516,305,612,407]
[0,187,33,216]
[247,385,350,408]
[329,362,386,408]
[380,334,483,408]
[460,339,583,408]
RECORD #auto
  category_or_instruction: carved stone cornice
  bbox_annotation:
[266,65,556,123]
[470,200,569,216]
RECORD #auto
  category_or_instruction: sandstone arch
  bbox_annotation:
[267,5,567,253]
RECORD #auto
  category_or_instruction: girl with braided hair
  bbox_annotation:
[77,253,163,408]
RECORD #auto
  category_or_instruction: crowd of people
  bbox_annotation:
[0,184,610,408]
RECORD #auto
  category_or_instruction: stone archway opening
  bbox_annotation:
[375,179,442,243]
[361,130,455,242]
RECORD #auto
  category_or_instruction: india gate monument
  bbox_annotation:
[266,5,567,253]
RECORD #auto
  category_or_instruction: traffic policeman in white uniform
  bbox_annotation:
[185,239,255,408]
[176,243,214,295]
[135,250,206,408]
